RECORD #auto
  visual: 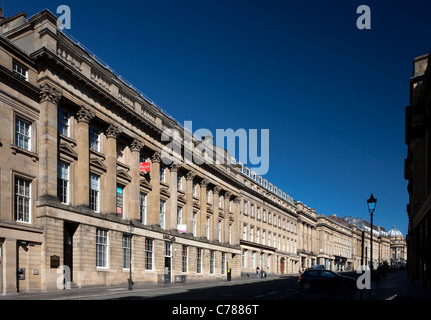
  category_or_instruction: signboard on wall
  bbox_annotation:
[140,162,151,173]
[177,224,187,234]
[116,186,123,214]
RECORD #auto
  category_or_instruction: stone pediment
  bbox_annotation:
[59,141,78,159]
[117,168,131,181]
[140,176,152,189]
[160,186,170,197]
[90,156,107,171]
[177,193,186,204]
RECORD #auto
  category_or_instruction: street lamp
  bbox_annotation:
[127,220,135,291]
[367,194,377,296]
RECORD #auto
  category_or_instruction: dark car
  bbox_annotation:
[298,270,357,291]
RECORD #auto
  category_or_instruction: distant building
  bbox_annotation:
[405,53,431,290]
[387,226,407,267]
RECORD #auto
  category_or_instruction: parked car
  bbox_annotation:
[298,270,357,291]
[309,265,325,270]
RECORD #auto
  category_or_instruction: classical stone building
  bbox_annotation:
[405,53,431,290]
[0,9,405,294]
[316,215,391,272]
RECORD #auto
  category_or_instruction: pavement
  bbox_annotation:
[1,270,430,301]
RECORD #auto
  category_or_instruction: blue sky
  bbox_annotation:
[7,0,431,236]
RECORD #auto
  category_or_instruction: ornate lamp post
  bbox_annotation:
[367,194,377,296]
[128,220,135,291]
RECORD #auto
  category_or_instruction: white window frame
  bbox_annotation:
[90,174,100,212]
[15,117,31,151]
[14,176,31,223]
[57,160,69,204]
[96,229,108,268]
[13,60,28,80]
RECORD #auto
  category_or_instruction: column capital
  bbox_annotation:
[169,162,181,172]
[224,191,232,199]
[213,185,222,194]
[40,82,62,105]
[151,150,161,163]
[186,170,196,181]
[76,106,95,123]
[106,123,122,139]
[200,178,210,187]
[130,138,144,152]
[233,196,242,203]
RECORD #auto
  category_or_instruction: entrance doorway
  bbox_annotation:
[280,258,285,274]
[164,242,172,283]
[63,222,78,282]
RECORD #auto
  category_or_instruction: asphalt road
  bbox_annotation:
[111,273,359,300]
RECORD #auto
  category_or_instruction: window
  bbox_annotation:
[243,201,248,214]
[242,250,247,268]
[160,200,166,229]
[122,235,131,269]
[192,182,197,197]
[250,204,254,217]
[182,245,188,273]
[57,108,70,137]
[251,251,256,268]
[15,117,31,151]
[250,226,254,242]
[57,161,69,204]
[145,238,153,270]
[218,195,222,208]
[140,193,147,224]
[160,166,166,183]
[197,248,202,273]
[165,242,172,257]
[96,229,108,268]
[206,217,210,239]
[193,212,197,236]
[89,126,100,152]
[177,174,183,190]
[210,250,215,274]
[90,174,99,212]
[15,177,31,223]
[229,224,232,245]
[177,206,183,226]
[206,190,211,203]
[218,220,222,242]
[243,224,247,240]
[221,253,226,274]
[229,200,232,212]
[13,60,28,80]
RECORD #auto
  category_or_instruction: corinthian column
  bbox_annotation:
[147,151,161,225]
[104,123,121,214]
[76,106,95,207]
[185,170,196,235]
[129,138,144,220]
[199,178,209,237]
[38,83,62,199]
[168,162,180,230]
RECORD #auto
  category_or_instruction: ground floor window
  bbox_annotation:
[96,229,108,268]
[145,238,153,270]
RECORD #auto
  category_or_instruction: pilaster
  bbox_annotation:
[129,138,144,220]
[38,83,61,199]
[104,123,121,214]
[75,106,95,207]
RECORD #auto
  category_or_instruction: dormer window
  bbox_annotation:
[13,60,28,81]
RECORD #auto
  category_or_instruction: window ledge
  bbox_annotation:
[10,144,38,162]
